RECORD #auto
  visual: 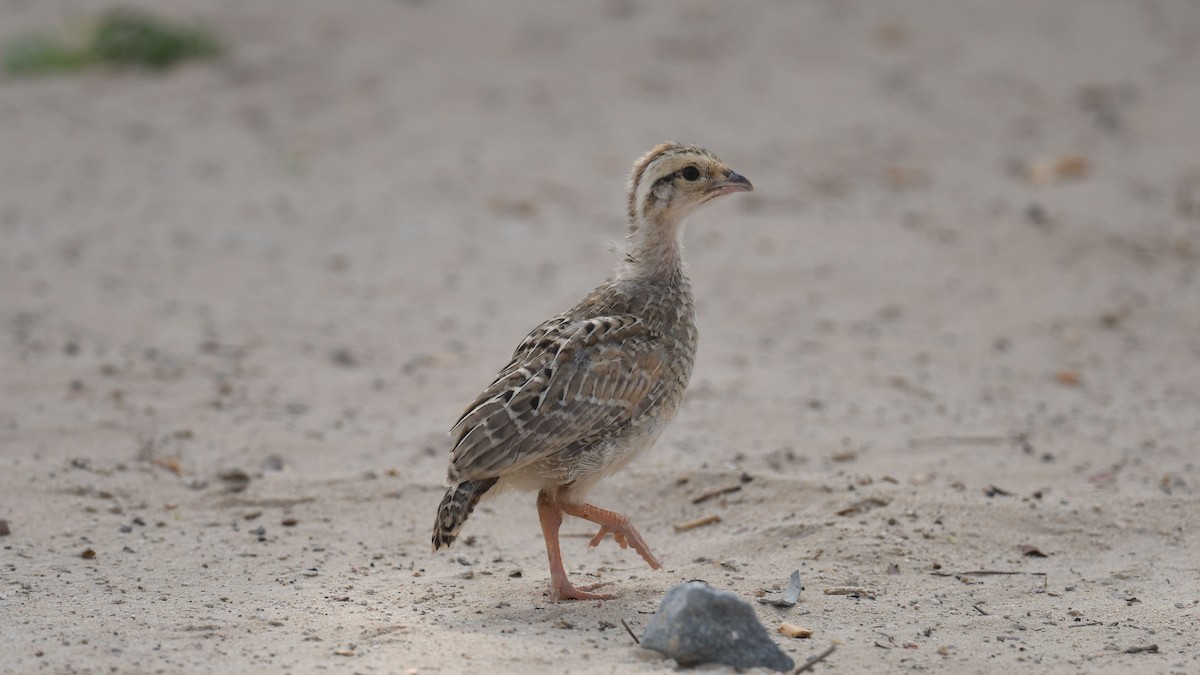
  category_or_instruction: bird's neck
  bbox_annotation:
[620,213,687,281]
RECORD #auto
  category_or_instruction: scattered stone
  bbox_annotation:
[81,547,96,559]
[285,402,310,416]
[641,581,794,671]
[261,454,284,472]
[0,519,10,536]
[330,347,357,367]
[1020,545,1048,558]
[281,517,298,527]
[217,468,251,493]
[1124,644,1158,655]
[836,496,889,516]
[758,570,803,607]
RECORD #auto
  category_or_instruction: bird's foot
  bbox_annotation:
[550,579,615,602]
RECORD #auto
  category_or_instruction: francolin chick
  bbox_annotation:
[432,142,753,600]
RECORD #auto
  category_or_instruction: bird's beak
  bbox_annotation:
[711,171,754,195]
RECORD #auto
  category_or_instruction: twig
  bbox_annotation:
[932,569,1048,590]
[1069,621,1104,628]
[973,604,990,616]
[932,570,1047,578]
[620,618,640,645]
[823,586,876,599]
[984,484,1013,497]
[794,644,837,674]
[908,435,1012,448]
[673,514,721,533]
[691,484,741,504]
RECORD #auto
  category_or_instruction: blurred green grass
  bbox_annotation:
[5,8,222,76]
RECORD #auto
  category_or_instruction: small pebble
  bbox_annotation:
[779,623,812,639]
[330,348,357,367]
[218,468,251,493]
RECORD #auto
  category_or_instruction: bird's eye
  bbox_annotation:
[680,165,701,181]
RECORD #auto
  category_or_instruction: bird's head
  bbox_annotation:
[627,142,753,228]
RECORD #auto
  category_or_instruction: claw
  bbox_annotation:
[588,528,608,548]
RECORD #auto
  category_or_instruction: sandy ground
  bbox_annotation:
[2,0,1199,672]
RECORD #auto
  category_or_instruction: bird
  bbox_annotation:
[431,142,753,601]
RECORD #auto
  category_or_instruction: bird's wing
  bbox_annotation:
[446,314,668,482]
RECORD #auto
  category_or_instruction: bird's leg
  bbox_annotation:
[559,501,662,570]
[536,490,615,601]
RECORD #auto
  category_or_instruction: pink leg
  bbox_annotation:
[536,490,614,601]
[559,501,662,570]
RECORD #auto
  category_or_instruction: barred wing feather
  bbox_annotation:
[446,315,666,482]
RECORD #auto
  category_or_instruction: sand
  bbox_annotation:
[2,0,1198,672]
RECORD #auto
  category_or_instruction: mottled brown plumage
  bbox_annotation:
[432,142,752,600]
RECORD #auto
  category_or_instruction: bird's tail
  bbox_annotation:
[432,478,498,551]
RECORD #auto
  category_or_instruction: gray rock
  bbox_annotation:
[641,581,794,671]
